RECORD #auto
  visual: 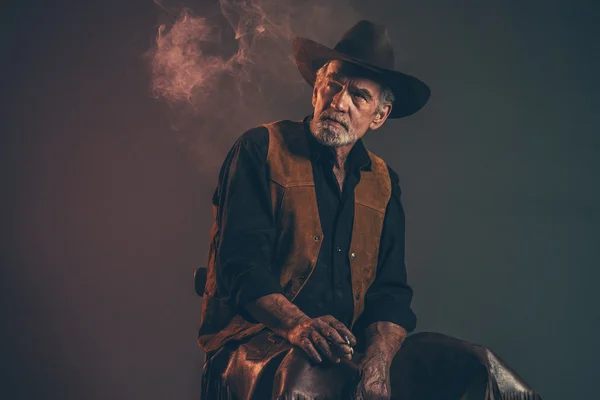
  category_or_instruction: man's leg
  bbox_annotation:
[200,332,296,400]
[272,347,360,399]
[200,346,237,400]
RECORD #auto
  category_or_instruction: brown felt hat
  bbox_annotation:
[293,20,431,119]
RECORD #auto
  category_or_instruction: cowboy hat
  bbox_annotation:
[293,20,430,119]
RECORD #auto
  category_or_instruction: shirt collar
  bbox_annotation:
[303,115,372,171]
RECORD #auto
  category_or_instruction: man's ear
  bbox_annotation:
[369,104,392,131]
[311,85,318,108]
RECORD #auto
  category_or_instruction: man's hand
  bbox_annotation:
[244,294,356,364]
[354,321,408,400]
[286,315,356,364]
[354,348,392,400]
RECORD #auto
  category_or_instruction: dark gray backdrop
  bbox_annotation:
[2,0,599,399]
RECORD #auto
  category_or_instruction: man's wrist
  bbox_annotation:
[282,314,311,338]
[363,321,408,365]
[364,338,398,366]
[244,293,310,339]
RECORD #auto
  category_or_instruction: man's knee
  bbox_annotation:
[272,348,359,399]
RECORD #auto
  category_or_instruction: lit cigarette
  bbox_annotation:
[344,336,354,355]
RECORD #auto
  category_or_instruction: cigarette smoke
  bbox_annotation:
[148,0,360,174]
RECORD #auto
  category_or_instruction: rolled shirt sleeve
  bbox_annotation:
[360,166,417,332]
[213,127,284,311]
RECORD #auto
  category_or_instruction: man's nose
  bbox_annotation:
[330,88,350,112]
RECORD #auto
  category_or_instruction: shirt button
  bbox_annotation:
[350,252,356,259]
[336,247,342,252]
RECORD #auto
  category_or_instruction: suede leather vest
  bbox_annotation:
[198,120,392,353]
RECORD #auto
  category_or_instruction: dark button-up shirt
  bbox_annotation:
[213,117,417,333]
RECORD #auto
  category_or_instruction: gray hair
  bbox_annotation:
[314,60,395,112]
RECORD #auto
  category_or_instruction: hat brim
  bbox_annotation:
[293,37,431,119]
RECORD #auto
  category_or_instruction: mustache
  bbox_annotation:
[320,114,349,130]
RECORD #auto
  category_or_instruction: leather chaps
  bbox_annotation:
[200,331,543,400]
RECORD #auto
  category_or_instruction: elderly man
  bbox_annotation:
[197,20,542,400]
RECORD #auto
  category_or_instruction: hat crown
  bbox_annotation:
[292,20,430,118]
[333,20,395,70]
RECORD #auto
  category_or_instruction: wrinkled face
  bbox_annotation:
[310,60,392,148]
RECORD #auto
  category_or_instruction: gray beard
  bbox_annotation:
[309,118,358,148]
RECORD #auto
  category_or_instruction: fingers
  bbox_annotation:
[320,315,357,345]
[328,319,357,347]
[315,319,345,346]
[299,329,341,364]
[310,330,340,363]
[354,385,367,400]
[312,320,350,359]
[299,335,322,364]
[294,316,357,364]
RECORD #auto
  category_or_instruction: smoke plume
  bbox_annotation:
[149,0,360,174]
